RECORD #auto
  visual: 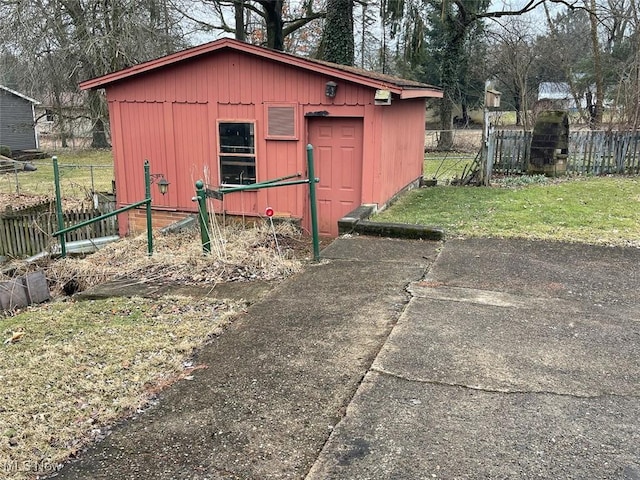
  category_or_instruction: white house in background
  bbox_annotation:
[0,85,40,151]
[537,82,597,111]
[35,91,92,140]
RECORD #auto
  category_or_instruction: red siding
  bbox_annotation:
[375,98,426,205]
[106,48,429,234]
[171,102,210,209]
[114,102,167,207]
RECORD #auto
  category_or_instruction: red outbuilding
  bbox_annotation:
[80,38,442,236]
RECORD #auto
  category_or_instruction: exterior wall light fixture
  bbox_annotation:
[150,173,170,195]
[325,81,337,98]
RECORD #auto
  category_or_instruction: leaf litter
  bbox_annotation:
[2,222,304,295]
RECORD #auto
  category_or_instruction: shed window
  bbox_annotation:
[266,104,297,139]
[219,122,256,185]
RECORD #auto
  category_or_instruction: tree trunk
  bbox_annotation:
[586,91,596,127]
[234,0,245,42]
[88,90,110,149]
[514,91,522,126]
[262,1,284,50]
[92,118,110,149]
[318,0,354,65]
[53,94,69,148]
[437,33,463,150]
[588,0,604,126]
[461,102,470,127]
[438,96,454,150]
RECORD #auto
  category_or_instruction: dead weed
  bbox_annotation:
[3,222,304,296]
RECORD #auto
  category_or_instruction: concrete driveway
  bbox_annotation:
[52,237,640,479]
[308,238,640,479]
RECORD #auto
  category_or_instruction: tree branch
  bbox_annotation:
[283,11,326,37]
[174,4,234,33]
[479,0,589,20]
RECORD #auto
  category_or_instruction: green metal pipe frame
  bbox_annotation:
[194,180,211,253]
[52,156,67,257]
[195,176,314,254]
[52,198,150,237]
[194,146,320,261]
[53,161,155,256]
[144,160,153,255]
[219,178,313,194]
[237,172,301,189]
[306,144,320,262]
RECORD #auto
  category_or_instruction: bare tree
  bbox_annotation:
[587,0,605,125]
[594,0,640,128]
[0,0,186,148]
[487,17,539,129]
[178,0,325,52]
[383,0,590,149]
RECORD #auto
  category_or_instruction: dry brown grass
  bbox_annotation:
[1,223,305,479]
[1,296,244,479]
[3,223,304,296]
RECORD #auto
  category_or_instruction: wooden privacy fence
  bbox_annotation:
[490,130,640,175]
[0,206,118,258]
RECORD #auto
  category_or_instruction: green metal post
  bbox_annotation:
[306,144,320,262]
[195,180,211,253]
[144,160,153,255]
[52,156,67,258]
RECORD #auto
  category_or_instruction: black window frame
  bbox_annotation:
[218,121,256,186]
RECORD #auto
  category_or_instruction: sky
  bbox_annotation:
[183,0,566,48]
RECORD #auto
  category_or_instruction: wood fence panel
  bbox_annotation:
[491,130,640,176]
[491,131,529,174]
[0,207,118,258]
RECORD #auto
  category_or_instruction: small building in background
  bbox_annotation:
[80,38,442,236]
[0,85,40,153]
[34,91,93,149]
[485,88,502,109]
[537,82,590,111]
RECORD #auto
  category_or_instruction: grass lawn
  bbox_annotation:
[375,176,640,246]
[0,150,114,199]
[1,296,242,479]
[424,153,477,182]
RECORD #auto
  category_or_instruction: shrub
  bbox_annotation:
[493,174,549,188]
[0,145,11,157]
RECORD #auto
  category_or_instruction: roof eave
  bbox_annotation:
[79,39,441,96]
[399,88,443,100]
[0,85,40,104]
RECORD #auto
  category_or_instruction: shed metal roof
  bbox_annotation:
[80,38,442,100]
[537,82,573,101]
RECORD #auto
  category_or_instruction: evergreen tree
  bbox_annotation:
[382,0,567,149]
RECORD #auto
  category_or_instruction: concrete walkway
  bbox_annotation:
[52,237,640,479]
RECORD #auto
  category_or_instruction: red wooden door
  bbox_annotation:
[307,117,363,236]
